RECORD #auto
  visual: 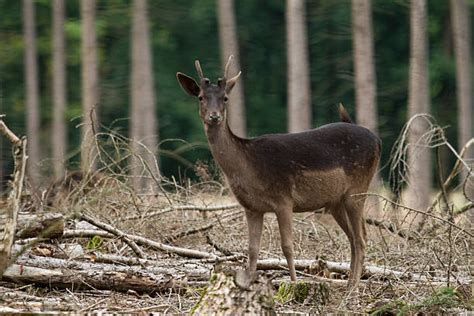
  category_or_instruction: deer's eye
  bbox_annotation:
[198,96,204,101]
[223,96,229,102]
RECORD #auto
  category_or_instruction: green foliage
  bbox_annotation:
[86,235,103,250]
[275,281,310,304]
[0,0,472,186]
[369,287,464,315]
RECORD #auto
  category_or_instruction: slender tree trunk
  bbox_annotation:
[22,0,40,187]
[405,0,431,212]
[450,0,473,198]
[130,0,159,192]
[351,0,378,134]
[217,0,246,137]
[351,0,381,214]
[52,0,66,180]
[80,0,98,172]
[286,0,311,133]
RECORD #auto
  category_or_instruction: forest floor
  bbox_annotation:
[0,172,472,314]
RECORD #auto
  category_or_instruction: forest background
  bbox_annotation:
[0,0,472,197]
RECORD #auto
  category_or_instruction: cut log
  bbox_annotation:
[16,212,64,239]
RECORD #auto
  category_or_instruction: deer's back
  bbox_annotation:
[247,122,380,176]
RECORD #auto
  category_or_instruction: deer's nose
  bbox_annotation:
[209,112,222,123]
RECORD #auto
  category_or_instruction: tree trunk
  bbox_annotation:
[351,0,378,134]
[22,0,40,187]
[52,0,66,180]
[351,0,381,214]
[80,0,98,172]
[405,0,431,212]
[130,0,159,192]
[217,0,246,137]
[450,0,473,200]
[286,0,311,133]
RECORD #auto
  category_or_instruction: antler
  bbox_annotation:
[223,55,234,79]
[195,60,204,80]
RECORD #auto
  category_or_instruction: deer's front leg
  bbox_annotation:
[235,209,264,289]
[245,209,264,276]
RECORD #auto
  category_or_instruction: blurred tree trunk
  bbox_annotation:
[130,0,159,192]
[52,0,66,180]
[351,0,381,214]
[217,0,246,137]
[405,0,431,211]
[22,0,40,187]
[351,0,377,134]
[80,0,98,172]
[286,0,311,133]
[450,0,473,197]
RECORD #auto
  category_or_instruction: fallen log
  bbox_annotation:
[3,254,212,293]
[256,259,471,284]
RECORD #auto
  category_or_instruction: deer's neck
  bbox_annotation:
[205,121,248,177]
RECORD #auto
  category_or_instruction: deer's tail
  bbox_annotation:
[338,103,353,123]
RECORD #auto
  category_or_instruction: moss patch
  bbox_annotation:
[275,281,329,305]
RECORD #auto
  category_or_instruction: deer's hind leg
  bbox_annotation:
[342,193,367,287]
[275,205,297,281]
[330,202,356,276]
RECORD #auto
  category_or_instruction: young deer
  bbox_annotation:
[177,56,381,288]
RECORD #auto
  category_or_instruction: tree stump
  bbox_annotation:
[191,270,275,315]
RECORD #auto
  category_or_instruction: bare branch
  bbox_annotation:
[79,212,145,258]
[124,203,241,221]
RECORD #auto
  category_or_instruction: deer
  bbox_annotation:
[176,56,381,288]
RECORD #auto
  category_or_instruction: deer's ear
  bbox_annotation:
[176,72,200,97]
[225,71,241,94]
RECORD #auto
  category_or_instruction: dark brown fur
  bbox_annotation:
[177,58,381,288]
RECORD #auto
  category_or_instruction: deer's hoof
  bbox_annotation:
[234,269,257,290]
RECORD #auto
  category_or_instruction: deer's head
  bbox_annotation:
[176,56,241,126]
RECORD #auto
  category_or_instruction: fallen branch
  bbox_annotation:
[365,218,417,240]
[358,193,473,238]
[62,229,218,259]
[423,201,474,235]
[256,259,471,284]
[124,203,241,221]
[79,211,145,258]
[165,210,242,242]
[419,138,474,231]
